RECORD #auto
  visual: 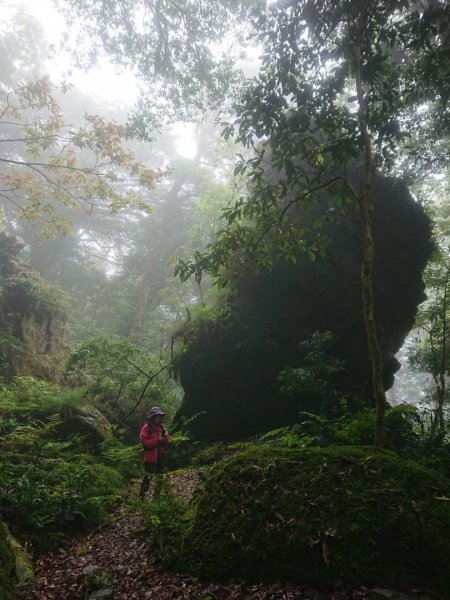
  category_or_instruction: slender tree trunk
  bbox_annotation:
[437,267,449,429]
[197,280,205,307]
[358,194,386,447]
[353,10,387,447]
[129,259,153,336]
[437,382,445,430]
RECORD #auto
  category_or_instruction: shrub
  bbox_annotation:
[334,405,422,452]
[139,482,193,565]
[177,445,450,595]
[258,407,422,452]
[277,331,345,415]
[333,410,376,445]
[0,412,123,550]
[64,336,181,443]
[101,441,141,479]
[0,451,122,549]
[0,376,84,425]
[164,434,198,469]
[0,377,128,551]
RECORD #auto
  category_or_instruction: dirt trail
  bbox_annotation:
[27,470,430,600]
[30,506,354,600]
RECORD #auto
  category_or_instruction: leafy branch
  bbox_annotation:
[0,77,166,237]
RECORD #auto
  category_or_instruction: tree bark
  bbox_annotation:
[129,259,154,336]
[353,8,387,447]
[437,266,449,429]
[358,193,386,447]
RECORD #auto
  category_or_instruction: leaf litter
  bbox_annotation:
[29,469,444,600]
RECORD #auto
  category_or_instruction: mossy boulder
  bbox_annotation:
[58,404,113,444]
[0,521,17,600]
[179,446,450,595]
[8,534,34,588]
[0,232,67,381]
[174,175,433,440]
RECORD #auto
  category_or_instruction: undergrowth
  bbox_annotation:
[138,480,193,565]
[0,377,126,551]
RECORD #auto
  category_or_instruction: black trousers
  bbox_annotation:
[139,458,165,499]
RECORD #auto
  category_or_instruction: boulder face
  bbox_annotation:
[58,404,114,444]
[8,533,34,589]
[0,521,17,600]
[178,446,450,595]
[0,232,66,380]
[174,175,433,440]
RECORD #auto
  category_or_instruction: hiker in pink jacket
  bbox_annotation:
[138,406,170,500]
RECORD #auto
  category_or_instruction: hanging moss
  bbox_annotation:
[177,446,450,595]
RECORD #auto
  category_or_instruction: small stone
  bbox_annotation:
[82,564,100,576]
[87,588,114,600]
[210,586,231,598]
[369,589,413,600]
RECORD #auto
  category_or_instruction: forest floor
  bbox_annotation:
[29,469,439,600]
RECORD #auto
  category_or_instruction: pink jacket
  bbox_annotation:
[139,421,170,463]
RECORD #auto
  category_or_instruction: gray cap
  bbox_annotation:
[146,406,166,420]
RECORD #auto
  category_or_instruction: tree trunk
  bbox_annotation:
[129,259,154,336]
[437,380,445,430]
[436,267,449,429]
[353,11,387,447]
[359,195,386,447]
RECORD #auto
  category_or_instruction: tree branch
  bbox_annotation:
[113,362,170,431]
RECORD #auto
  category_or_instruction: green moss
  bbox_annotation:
[0,521,17,600]
[191,442,228,466]
[178,445,450,594]
[0,268,67,379]
[9,273,68,316]
[0,377,85,423]
[9,535,34,587]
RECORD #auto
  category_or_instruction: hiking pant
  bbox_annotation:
[139,458,165,499]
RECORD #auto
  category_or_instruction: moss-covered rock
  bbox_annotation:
[8,534,34,588]
[0,521,17,600]
[58,404,113,444]
[179,446,450,595]
[0,232,67,381]
[174,176,432,440]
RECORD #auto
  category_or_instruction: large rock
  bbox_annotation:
[8,533,34,589]
[0,232,67,381]
[58,404,113,444]
[174,175,432,440]
[0,521,17,600]
[178,446,450,595]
